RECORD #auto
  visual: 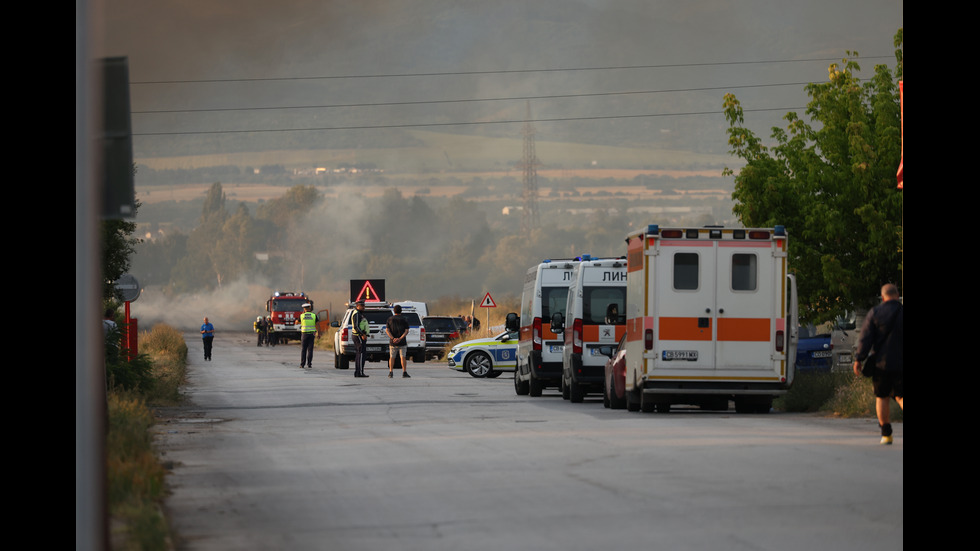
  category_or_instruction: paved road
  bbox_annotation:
[157,332,903,551]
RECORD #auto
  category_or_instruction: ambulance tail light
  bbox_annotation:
[645,329,653,350]
[532,317,543,351]
[775,330,784,352]
[572,318,583,355]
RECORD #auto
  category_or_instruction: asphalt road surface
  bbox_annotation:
[156,332,903,551]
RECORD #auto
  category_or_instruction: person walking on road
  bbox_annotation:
[352,300,370,378]
[852,283,903,445]
[386,304,411,378]
[201,317,215,361]
[299,303,318,369]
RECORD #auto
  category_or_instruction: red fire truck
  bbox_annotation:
[266,291,313,344]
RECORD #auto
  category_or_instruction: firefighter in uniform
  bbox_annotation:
[299,303,318,369]
[254,316,265,347]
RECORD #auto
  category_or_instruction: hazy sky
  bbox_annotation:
[100,0,903,161]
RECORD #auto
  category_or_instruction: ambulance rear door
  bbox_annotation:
[651,232,781,380]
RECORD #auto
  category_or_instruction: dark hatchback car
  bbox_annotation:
[796,324,833,372]
[422,316,465,360]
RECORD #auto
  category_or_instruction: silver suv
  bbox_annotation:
[334,303,426,369]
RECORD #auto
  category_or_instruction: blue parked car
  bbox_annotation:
[796,324,833,372]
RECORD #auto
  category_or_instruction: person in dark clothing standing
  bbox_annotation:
[352,301,369,378]
[853,283,903,445]
[386,305,410,378]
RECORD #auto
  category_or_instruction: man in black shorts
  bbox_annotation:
[853,283,903,445]
[386,305,411,378]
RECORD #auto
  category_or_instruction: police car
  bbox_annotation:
[448,330,519,378]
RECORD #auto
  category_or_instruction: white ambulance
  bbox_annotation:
[514,259,580,397]
[555,256,628,403]
[622,225,798,413]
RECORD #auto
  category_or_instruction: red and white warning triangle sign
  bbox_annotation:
[480,292,496,308]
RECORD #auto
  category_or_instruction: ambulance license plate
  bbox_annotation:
[549,345,563,353]
[663,350,698,361]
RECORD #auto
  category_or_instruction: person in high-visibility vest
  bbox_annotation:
[299,303,318,369]
[254,316,265,347]
[352,300,369,378]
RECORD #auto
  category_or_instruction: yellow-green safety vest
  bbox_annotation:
[300,312,317,333]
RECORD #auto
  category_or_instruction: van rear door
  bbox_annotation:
[652,236,780,379]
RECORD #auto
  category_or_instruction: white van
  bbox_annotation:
[622,225,798,413]
[556,257,628,402]
[514,259,580,397]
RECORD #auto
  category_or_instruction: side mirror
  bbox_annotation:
[330,321,340,327]
[597,345,615,358]
[505,312,520,332]
[550,312,564,334]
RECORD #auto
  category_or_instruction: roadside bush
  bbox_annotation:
[777,369,904,422]
[107,322,186,550]
[777,370,851,412]
[140,324,188,405]
[107,391,170,551]
[823,375,903,421]
[106,327,155,393]
[141,323,187,361]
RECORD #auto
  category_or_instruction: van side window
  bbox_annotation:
[541,287,569,320]
[732,253,757,291]
[674,253,699,290]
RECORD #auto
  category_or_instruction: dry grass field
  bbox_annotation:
[137,167,729,206]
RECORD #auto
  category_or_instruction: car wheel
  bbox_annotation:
[529,375,544,397]
[640,392,656,413]
[569,378,584,403]
[608,375,626,410]
[514,368,530,395]
[465,352,492,378]
[561,375,570,400]
[735,397,772,414]
[626,387,640,412]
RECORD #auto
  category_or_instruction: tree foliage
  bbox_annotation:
[103,202,142,300]
[722,30,903,322]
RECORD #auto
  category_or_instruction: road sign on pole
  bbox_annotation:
[480,292,496,308]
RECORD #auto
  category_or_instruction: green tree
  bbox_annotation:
[256,185,321,288]
[722,30,903,321]
[102,201,142,300]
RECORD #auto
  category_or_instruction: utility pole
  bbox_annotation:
[519,101,540,236]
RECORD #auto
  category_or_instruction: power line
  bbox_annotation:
[132,106,803,137]
[130,55,894,85]
[133,81,811,115]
